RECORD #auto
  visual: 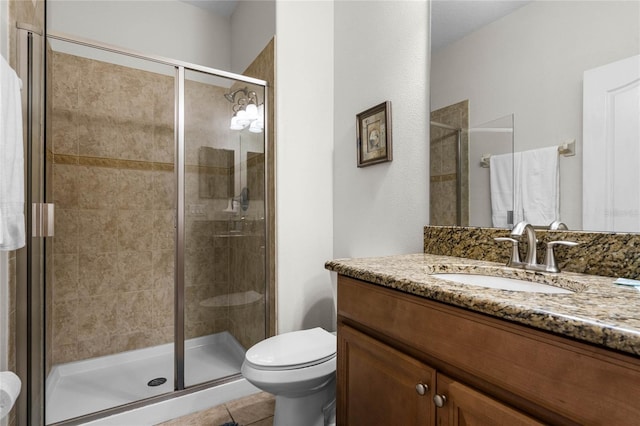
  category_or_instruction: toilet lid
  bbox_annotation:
[245,327,336,370]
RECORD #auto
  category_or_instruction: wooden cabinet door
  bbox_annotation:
[337,324,435,426]
[435,374,543,426]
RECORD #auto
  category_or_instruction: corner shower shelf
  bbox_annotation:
[200,290,263,308]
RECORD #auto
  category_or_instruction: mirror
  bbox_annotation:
[430,0,640,232]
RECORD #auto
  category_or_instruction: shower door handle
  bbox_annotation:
[32,203,54,238]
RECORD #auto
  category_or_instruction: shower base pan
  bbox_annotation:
[45,331,249,424]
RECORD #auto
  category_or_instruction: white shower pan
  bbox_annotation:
[46,332,254,424]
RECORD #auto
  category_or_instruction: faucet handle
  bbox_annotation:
[494,237,522,266]
[544,240,579,273]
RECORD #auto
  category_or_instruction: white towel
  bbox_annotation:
[521,146,559,226]
[0,55,25,251]
[489,152,520,228]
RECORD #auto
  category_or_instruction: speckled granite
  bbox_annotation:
[326,253,640,357]
[424,226,640,279]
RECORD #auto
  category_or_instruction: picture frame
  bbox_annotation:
[356,101,392,167]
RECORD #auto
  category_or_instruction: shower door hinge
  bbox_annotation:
[32,203,55,238]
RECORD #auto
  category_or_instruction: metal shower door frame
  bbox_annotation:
[18,30,270,425]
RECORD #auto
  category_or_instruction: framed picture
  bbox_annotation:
[356,101,392,167]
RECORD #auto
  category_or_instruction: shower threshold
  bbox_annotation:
[45,332,247,424]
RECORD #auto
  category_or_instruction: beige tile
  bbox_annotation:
[52,300,78,346]
[78,61,120,118]
[53,254,78,302]
[154,124,174,164]
[156,404,232,426]
[51,109,79,155]
[52,53,81,112]
[117,169,155,210]
[111,330,157,354]
[152,286,173,329]
[185,320,219,340]
[78,252,122,297]
[52,343,79,365]
[52,163,79,209]
[76,294,118,340]
[78,209,118,253]
[153,210,175,250]
[76,335,117,360]
[77,166,119,209]
[119,250,153,292]
[152,171,176,210]
[119,122,155,163]
[116,291,155,334]
[117,210,154,251]
[77,116,121,159]
[118,71,156,123]
[185,248,217,287]
[225,392,275,426]
[152,249,174,289]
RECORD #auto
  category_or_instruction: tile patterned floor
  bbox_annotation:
[157,392,275,426]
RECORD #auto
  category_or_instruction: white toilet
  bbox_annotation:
[241,327,337,426]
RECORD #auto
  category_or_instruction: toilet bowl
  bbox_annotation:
[241,327,336,426]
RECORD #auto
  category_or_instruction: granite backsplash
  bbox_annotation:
[424,226,640,280]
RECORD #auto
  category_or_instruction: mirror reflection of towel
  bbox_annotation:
[490,153,518,228]
[490,146,559,228]
[521,146,559,226]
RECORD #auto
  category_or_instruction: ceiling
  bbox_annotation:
[431,0,532,51]
[180,0,238,18]
[180,0,531,51]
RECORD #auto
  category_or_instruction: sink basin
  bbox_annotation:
[432,273,573,294]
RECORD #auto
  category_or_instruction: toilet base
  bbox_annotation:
[273,377,336,426]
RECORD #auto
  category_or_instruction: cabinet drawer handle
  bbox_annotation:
[433,394,447,408]
[415,383,429,395]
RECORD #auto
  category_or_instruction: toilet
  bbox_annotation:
[241,327,337,426]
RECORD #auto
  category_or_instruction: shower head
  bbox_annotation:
[224,87,249,103]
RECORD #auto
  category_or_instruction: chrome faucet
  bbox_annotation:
[495,221,578,273]
[510,221,538,266]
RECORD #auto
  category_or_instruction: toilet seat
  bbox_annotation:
[245,327,336,371]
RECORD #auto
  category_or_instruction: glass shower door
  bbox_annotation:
[45,39,177,423]
[183,69,266,387]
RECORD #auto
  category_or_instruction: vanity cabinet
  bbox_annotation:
[336,275,640,425]
[338,324,435,425]
[339,324,540,426]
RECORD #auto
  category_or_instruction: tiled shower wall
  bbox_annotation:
[48,50,268,366]
[430,100,469,226]
[49,51,178,365]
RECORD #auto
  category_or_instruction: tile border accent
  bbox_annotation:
[54,153,174,172]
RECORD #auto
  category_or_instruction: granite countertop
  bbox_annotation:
[325,253,640,357]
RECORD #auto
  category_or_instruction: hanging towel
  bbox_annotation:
[0,55,25,251]
[521,146,559,226]
[489,152,522,228]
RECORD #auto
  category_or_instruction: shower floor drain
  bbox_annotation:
[147,377,167,387]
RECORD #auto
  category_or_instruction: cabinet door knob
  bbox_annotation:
[433,394,447,408]
[415,383,429,395]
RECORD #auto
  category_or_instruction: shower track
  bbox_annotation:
[45,332,248,424]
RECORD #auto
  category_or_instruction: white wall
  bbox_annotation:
[333,0,430,259]
[230,0,275,74]
[48,0,231,70]
[431,1,640,230]
[275,0,335,333]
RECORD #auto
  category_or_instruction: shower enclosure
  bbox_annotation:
[18,27,270,425]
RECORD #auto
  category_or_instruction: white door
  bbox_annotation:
[583,55,640,232]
